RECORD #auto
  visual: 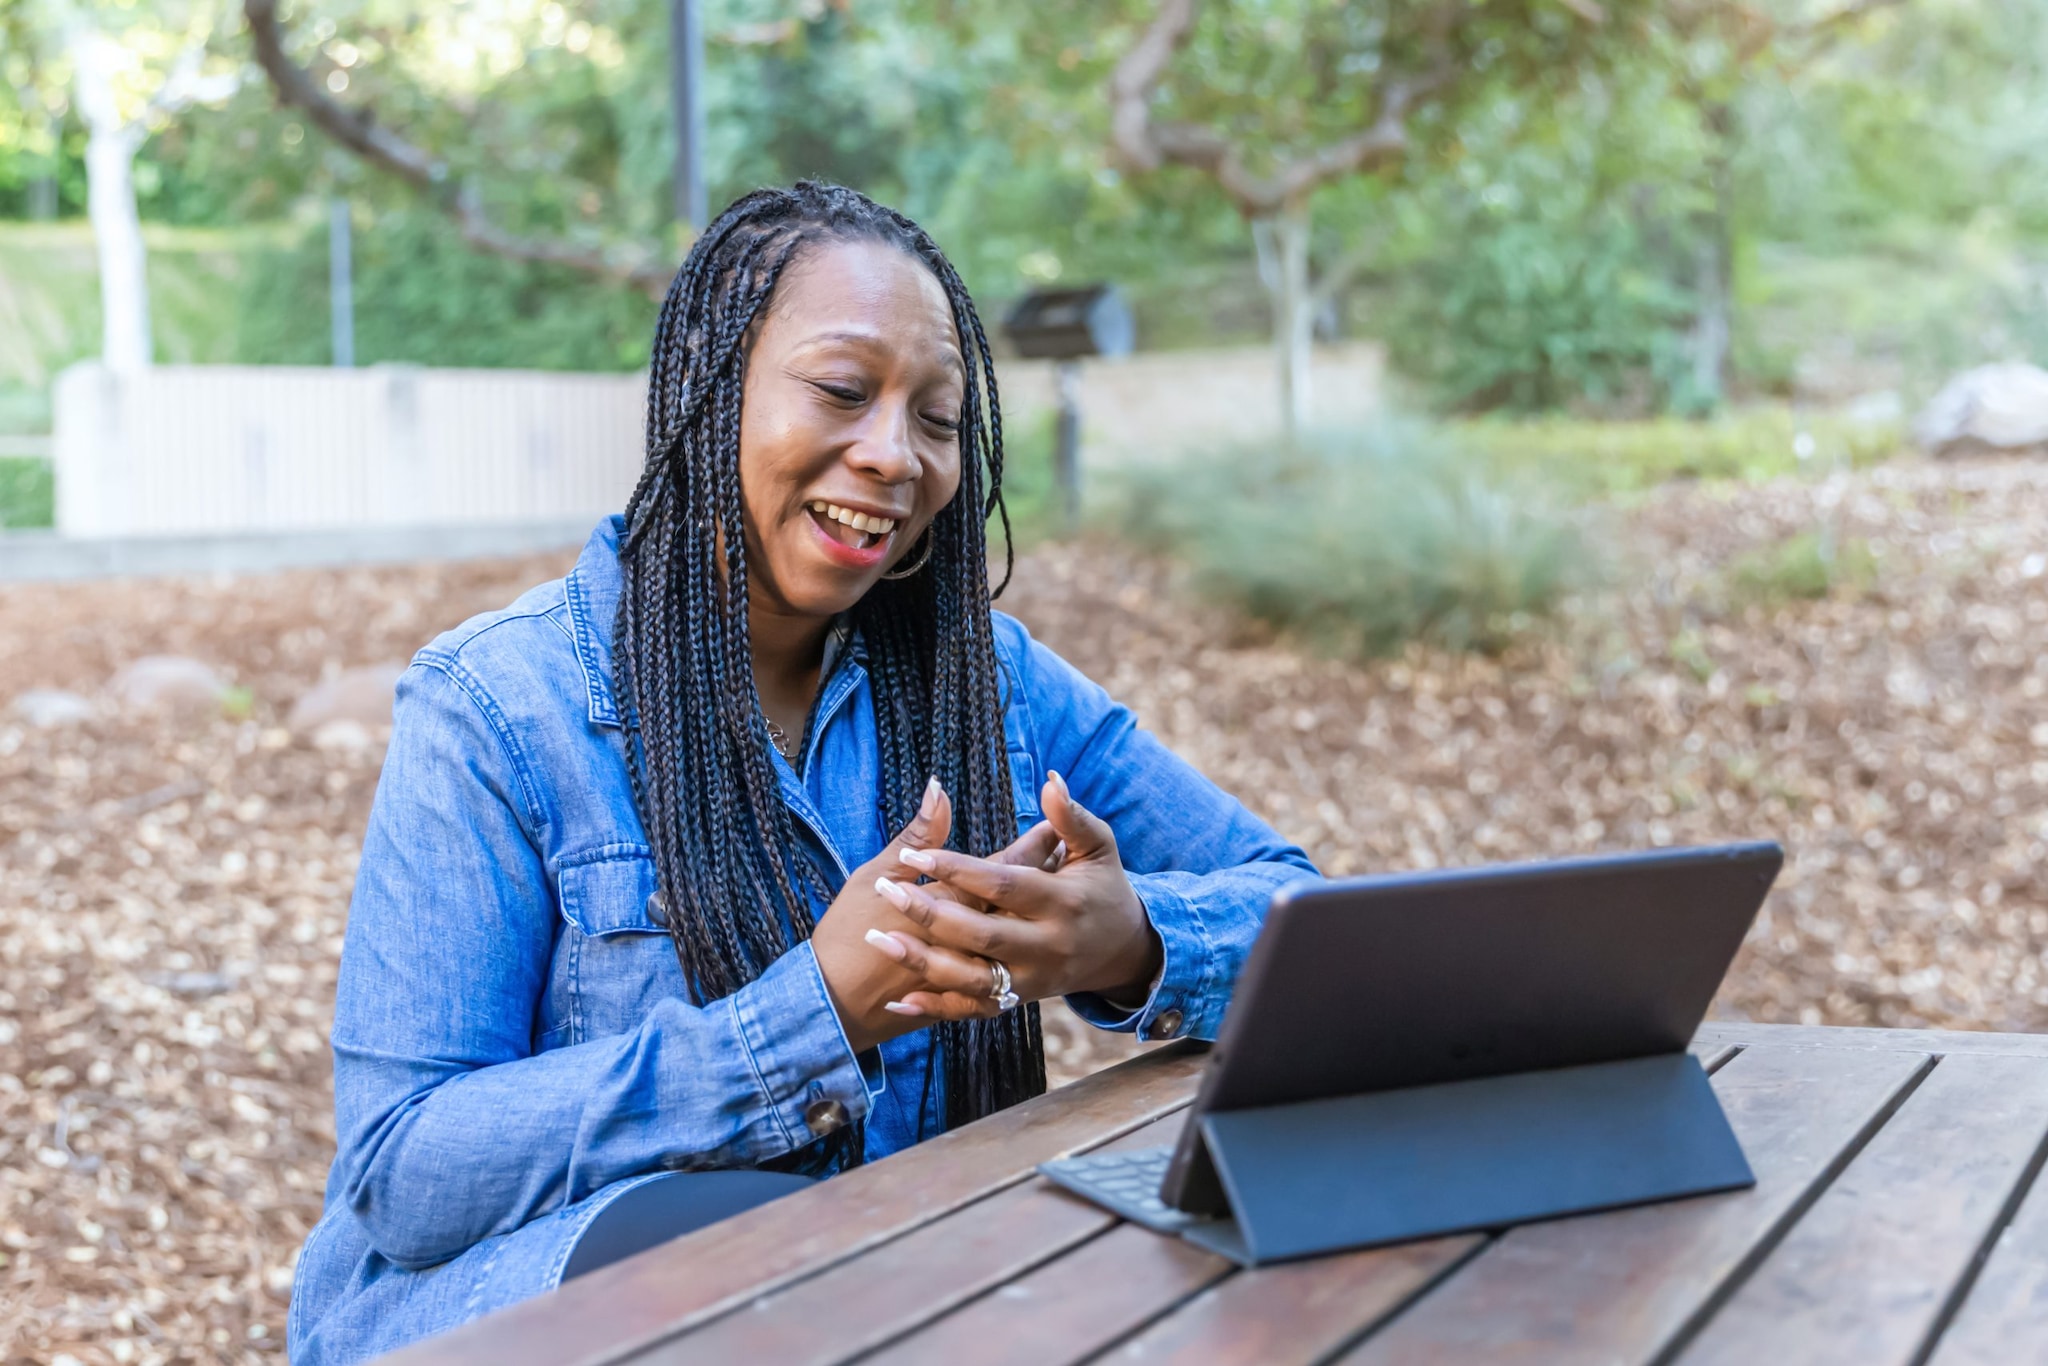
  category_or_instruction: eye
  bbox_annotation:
[813,381,865,405]
[923,411,962,434]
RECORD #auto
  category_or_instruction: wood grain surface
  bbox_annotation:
[387,1026,2048,1366]
[1334,1045,1929,1365]
[1675,1053,2048,1366]
[383,1042,1206,1366]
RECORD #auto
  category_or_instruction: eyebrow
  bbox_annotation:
[794,329,964,376]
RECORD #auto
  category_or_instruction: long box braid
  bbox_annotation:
[612,182,1045,1171]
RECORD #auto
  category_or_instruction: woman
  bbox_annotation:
[288,183,1317,1363]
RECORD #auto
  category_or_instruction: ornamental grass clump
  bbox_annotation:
[1113,422,1593,658]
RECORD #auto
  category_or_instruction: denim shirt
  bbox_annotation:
[288,518,1318,1365]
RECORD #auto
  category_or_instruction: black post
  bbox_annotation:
[1054,360,1082,530]
[670,0,706,230]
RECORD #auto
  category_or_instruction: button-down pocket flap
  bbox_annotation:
[557,850,665,938]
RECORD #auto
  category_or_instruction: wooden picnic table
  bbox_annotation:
[390,1022,2048,1366]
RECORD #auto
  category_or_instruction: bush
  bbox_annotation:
[1728,532,1878,605]
[0,457,54,530]
[1109,423,1593,658]
[1454,407,1903,499]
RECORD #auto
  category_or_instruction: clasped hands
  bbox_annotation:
[811,772,1163,1054]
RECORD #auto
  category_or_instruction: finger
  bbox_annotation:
[879,777,951,873]
[865,928,1001,998]
[874,877,1027,959]
[991,820,1060,870]
[920,822,1057,913]
[1042,770,1115,862]
[892,990,1001,1021]
[895,848,1062,915]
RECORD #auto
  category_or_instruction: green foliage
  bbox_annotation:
[0,223,246,387]
[0,455,53,529]
[0,384,49,434]
[1455,408,1903,498]
[1727,532,1878,605]
[236,209,656,371]
[991,408,1063,548]
[1383,188,1694,413]
[1111,423,1592,658]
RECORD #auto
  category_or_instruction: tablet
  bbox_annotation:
[1160,841,1784,1214]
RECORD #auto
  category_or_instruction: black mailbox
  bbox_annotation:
[1002,285,1134,361]
[999,285,1131,529]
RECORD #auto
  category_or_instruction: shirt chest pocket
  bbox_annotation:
[547,847,689,1048]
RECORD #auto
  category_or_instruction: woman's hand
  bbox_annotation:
[869,772,1163,1014]
[811,779,1058,1052]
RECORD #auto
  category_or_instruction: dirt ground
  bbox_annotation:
[4,455,2048,1363]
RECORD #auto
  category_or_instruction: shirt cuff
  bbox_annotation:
[1063,878,1217,1042]
[729,941,882,1151]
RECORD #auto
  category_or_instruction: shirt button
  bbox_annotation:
[1153,1008,1184,1039]
[646,890,668,926]
[804,1099,850,1137]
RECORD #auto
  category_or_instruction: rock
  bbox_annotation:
[311,718,376,752]
[288,662,408,732]
[107,656,228,714]
[1914,363,2048,457]
[10,689,96,728]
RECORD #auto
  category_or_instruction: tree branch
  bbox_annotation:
[1107,0,1450,217]
[242,0,674,295]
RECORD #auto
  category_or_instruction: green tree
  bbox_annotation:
[1098,0,1639,437]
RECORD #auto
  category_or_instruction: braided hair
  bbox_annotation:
[613,182,1044,1171]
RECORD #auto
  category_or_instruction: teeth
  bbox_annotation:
[808,500,897,536]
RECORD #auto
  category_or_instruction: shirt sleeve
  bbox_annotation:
[993,616,1321,1044]
[328,660,877,1271]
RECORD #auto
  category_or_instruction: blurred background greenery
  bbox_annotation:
[3,0,2043,650]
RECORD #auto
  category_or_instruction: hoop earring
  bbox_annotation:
[881,527,935,580]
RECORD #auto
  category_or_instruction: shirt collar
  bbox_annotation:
[563,516,629,729]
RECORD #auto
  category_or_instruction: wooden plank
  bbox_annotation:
[1676,1053,2048,1366]
[385,1041,1208,1366]
[863,1222,1233,1366]
[1695,1023,2048,1059]
[1926,1138,2048,1366]
[628,1116,1188,1365]
[1103,1237,1483,1366]
[1334,1043,1930,1365]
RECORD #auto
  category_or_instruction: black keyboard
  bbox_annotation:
[1038,1145,1214,1234]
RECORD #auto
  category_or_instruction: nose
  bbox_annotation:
[847,399,922,485]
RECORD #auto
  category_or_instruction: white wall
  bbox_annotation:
[54,362,646,537]
[52,344,1383,537]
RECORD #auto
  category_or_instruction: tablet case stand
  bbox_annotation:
[1165,1051,1753,1266]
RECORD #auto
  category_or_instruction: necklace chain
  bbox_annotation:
[763,716,798,760]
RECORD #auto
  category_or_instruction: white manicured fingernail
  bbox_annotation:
[883,1000,923,1016]
[874,876,910,909]
[864,927,908,961]
[920,775,941,818]
[900,848,935,870]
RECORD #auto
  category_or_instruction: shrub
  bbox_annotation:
[1454,407,1903,499]
[0,457,54,530]
[1727,532,1878,605]
[1108,423,1593,658]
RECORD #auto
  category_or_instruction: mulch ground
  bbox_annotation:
[4,454,2047,1363]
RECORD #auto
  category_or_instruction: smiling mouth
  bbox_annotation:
[806,499,898,550]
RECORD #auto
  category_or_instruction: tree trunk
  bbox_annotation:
[69,28,153,374]
[1686,102,1735,413]
[1254,201,1314,444]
